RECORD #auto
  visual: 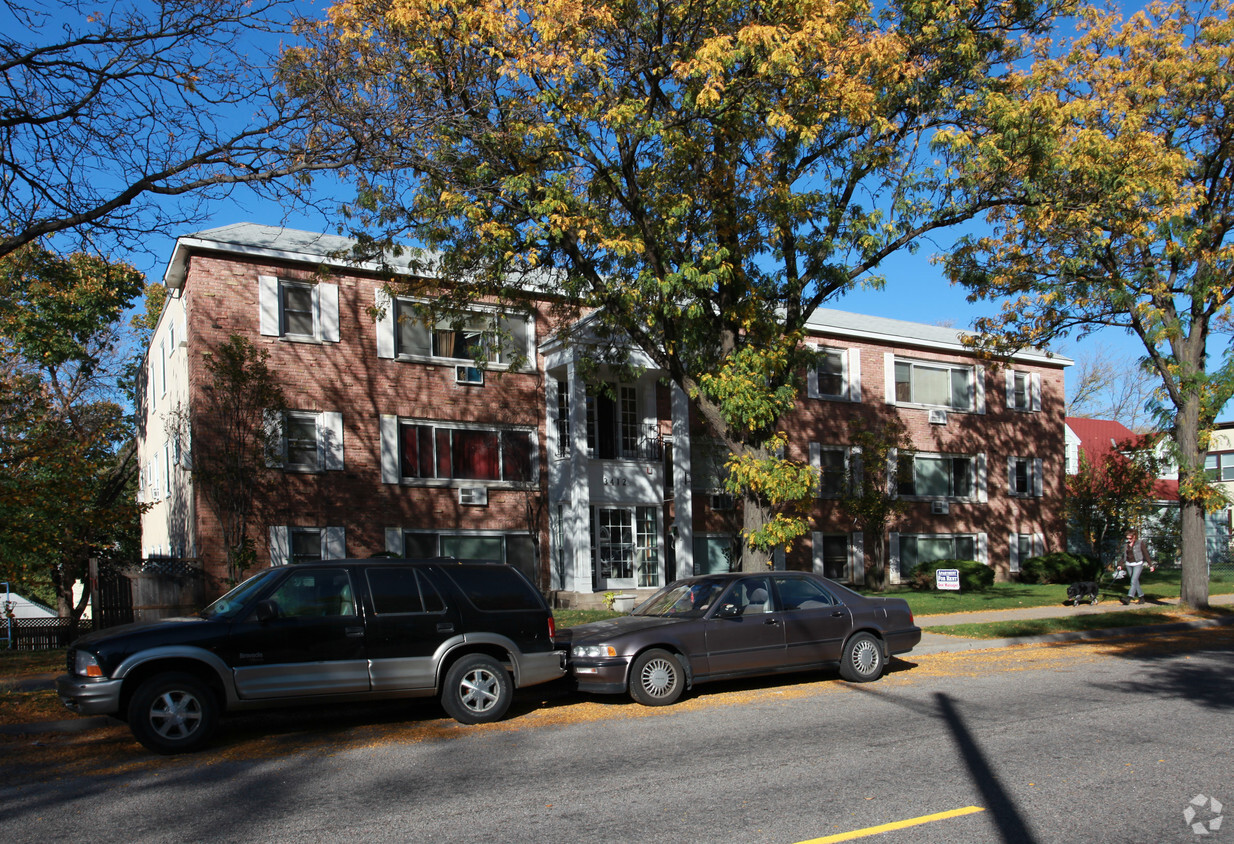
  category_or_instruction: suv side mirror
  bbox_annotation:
[255,599,279,622]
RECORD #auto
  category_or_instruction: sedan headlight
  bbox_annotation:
[572,644,617,659]
[74,650,104,678]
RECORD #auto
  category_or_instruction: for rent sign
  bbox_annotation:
[935,569,961,591]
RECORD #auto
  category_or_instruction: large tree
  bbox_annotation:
[0,243,145,618]
[283,0,1061,569]
[942,0,1234,608]
[0,0,361,259]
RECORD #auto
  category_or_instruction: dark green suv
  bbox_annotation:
[57,559,564,753]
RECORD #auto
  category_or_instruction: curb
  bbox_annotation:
[0,716,115,737]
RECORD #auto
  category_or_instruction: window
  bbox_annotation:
[898,453,976,499]
[376,296,532,369]
[1205,453,1234,481]
[266,411,344,472]
[396,421,535,483]
[367,567,445,614]
[1009,457,1044,497]
[587,384,641,459]
[397,531,537,582]
[897,534,979,577]
[1006,370,1041,412]
[812,533,850,581]
[259,276,340,343]
[891,357,977,411]
[773,575,835,610]
[267,568,356,617]
[1009,533,1043,574]
[811,444,849,497]
[808,348,861,401]
[269,526,346,564]
[555,381,571,459]
[693,535,736,575]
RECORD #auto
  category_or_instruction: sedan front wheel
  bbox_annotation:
[628,648,684,706]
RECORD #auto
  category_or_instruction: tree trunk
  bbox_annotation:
[1175,395,1210,609]
[866,533,885,591]
[740,491,773,571]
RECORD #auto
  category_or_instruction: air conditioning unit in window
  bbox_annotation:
[459,486,488,506]
[928,409,948,425]
[455,365,484,385]
[710,493,734,511]
[931,500,950,515]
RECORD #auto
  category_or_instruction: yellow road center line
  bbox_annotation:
[797,805,986,843]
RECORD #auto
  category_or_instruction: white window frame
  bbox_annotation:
[895,451,986,501]
[1008,456,1044,497]
[265,410,344,472]
[889,531,988,582]
[1008,532,1044,573]
[375,293,533,371]
[885,353,984,413]
[807,347,861,402]
[259,275,340,343]
[269,525,346,565]
[1006,370,1042,412]
[810,443,852,498]
[379,415,539,487]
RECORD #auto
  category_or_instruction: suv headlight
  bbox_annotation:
[572,644,617,659]
[74,650,104,678]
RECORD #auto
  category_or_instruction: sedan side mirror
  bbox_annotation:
[715,602,741,619]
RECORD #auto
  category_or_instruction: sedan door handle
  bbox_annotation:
[831,611,846,618]
[437,623,455,633]
[763,618,780,626]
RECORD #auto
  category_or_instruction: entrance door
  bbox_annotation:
[594,508,636,591]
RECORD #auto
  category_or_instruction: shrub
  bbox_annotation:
[1019,552,1099,584]
[907,558,995,592]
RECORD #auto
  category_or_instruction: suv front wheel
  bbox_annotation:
[127,672,219,754]
[441,654,513,724]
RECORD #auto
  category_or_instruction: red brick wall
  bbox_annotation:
[181,251,555,591]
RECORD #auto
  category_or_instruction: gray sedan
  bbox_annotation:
[563,572,921,706]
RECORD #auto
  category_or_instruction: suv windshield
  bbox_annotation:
[632,580,726,618]
[200,569,283,619]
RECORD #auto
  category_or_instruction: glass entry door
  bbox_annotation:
[591,507,660,591]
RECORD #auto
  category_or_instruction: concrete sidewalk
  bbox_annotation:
[911,591,1234,655]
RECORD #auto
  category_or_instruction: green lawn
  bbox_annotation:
[857,568,1234,617]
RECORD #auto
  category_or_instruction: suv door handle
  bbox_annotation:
[345,626,364,638]
[437,623,455,633]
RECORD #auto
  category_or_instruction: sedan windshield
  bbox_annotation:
[199,569,282,620]
[633,580,726,618]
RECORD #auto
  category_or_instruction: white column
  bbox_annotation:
[671,383,694,581]
[564,359,592,593]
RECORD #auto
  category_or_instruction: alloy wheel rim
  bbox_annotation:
[641,658,676,696]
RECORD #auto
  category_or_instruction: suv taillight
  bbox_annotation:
[547,616,556,641]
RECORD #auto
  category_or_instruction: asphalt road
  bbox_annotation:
[3,631,1231,844]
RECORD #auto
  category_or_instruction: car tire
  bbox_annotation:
[441,654,513,724]
[628,648,684,706]
[839,632,885,682]
[126,672,219,755]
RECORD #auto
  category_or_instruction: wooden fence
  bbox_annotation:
[5,618,96,651]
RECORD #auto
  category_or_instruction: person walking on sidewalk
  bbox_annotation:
[1118,528,1155,604]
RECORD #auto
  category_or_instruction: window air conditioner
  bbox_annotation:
[928,409,948,425]
[459,486,489,506]
[931,500,950,515]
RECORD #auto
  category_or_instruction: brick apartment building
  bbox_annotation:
[137,224,1072,605]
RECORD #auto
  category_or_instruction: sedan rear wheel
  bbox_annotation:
[628,648,684,706]
[839,632,885,682]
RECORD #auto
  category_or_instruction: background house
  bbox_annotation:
[138,224,1072,606]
